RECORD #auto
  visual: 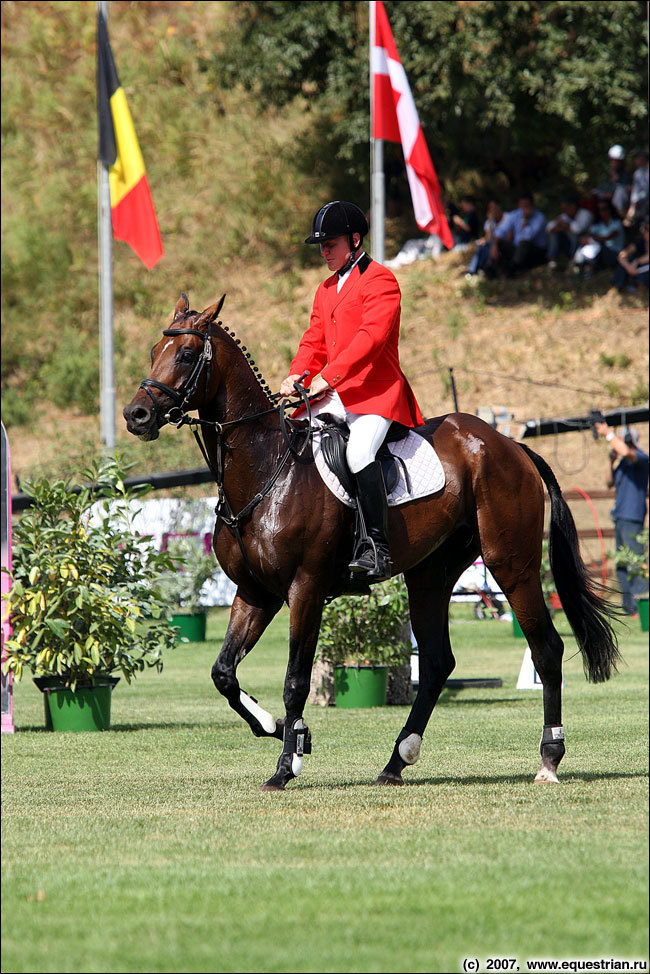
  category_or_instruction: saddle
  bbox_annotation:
[316,413,412,501]
[312,413,445,599]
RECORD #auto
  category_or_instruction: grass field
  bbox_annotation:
[1,606,648,974]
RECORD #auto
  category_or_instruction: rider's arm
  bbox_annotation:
[288,288,328,385]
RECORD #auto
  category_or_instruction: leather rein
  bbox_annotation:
[140,325,312,576]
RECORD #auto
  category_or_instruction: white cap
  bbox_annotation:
[608,144,625,160]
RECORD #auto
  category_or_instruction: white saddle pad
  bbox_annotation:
[312,425,445,508]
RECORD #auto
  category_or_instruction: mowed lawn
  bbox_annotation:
[1,605,648,974]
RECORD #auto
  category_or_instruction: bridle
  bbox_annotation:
[139,325,215,429]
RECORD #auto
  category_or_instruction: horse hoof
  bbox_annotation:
[534,766,560,784]
[374,773,404,786]
[260,777,286,792]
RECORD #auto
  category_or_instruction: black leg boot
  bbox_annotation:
[349,460,392,582]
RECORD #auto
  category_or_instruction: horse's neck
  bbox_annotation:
[200,343,283,496]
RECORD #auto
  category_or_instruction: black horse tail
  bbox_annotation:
[519,443,620,683]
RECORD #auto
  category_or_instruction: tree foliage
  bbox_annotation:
[210,1,648,196]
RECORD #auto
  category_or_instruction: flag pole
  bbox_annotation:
[369,0,385,264]
[97,0,115,452]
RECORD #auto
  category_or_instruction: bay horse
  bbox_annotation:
[124,294,619,791]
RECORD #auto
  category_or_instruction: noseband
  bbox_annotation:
[140,326,214,427]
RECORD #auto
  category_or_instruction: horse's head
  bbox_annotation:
[123,292,225,440]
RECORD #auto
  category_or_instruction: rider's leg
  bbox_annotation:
[346,413,392,580]
[309,388,348,422]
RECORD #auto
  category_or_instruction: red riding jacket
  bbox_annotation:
[289,254,424,426]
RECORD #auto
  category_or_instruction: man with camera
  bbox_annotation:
[594,420,649,616]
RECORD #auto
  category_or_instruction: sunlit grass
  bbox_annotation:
[2,607,647,973]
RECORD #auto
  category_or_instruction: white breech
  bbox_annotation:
[311,390,392,475]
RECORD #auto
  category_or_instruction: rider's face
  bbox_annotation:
[319,233,360,272]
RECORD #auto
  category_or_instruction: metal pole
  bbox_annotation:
[97,0,115,452]
[448,367,459,412]
[369,1,385,264]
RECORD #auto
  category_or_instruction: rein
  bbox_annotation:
[141,326,313,576]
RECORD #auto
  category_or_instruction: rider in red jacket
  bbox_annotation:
[280,201,424,581]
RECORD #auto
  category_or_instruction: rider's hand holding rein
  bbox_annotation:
[279,373,331,398]
[279,374,301,397]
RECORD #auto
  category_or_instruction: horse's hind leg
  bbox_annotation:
[478,466,566,783]
[212,587,284,740]
[376,548,460,786]
[496,574,566,783]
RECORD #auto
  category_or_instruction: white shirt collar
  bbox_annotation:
[337,251,366,292]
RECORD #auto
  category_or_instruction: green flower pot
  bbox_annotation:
[512,616,525,639]
[638,598,649,632]
[34,677,119,732]
[171,612,207,642]
[333,665,388,708]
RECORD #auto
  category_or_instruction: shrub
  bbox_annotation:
[614,527,649,593]
[317,576,412,668]
[157,535,216,614]
[2,458,177,689]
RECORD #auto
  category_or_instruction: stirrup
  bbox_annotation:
[349,537,392,581]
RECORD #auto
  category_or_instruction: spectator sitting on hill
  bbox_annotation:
[572,198,625,279]
[597,144,630,217]
[465,200,508,278]
[483,192,547,278]
[384,231,444,269]
[546,194,593,269]
[450,195,479,251]
[624,148,649,229]
[385,183,450,269]
[613,220,649,293]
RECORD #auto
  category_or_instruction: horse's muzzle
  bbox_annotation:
[123,401,160,440]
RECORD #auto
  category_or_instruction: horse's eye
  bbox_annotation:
[179,347,196,364]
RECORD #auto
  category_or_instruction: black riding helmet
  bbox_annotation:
[305,201,369,245]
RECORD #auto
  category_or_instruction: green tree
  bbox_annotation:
[209,1,648,197]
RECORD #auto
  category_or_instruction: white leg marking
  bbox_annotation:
[398,733,422,765]
[239,691,276,735]
[534,766,560,784]
[291,755,303,777]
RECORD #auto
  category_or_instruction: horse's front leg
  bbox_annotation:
[212,589,284,740]
[261,581,324,792]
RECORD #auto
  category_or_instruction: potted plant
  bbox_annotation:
[315,576,412,708]
[1,458,177,731]
[157,535,215,642]
[614,527,649,631]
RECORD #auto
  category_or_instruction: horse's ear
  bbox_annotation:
[173,293,190,321]
[195,294,227,328]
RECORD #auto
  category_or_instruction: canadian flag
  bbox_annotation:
[371,1,453,248]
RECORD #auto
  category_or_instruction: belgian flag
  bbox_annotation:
[97,11,163,269]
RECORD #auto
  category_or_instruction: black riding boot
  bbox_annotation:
[349,460,392,582]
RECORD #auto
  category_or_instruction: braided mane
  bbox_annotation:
[175,305,274,405]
